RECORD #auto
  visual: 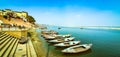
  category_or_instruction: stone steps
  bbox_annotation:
[26,40,31,57]
[9,39,19,57]
[0,32,35,57]
[0,37,12,50]
[0,34,9,40]
[3,38,17,57]
[0,34,7,38]
[0,32,5,35]
[0,35,11,44]
[0,37,14,56]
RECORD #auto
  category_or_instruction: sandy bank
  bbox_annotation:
[28,28,46,57]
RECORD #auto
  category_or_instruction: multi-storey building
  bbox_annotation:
[0,9,28,18]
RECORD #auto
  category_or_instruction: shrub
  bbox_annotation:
[3,15,8,19]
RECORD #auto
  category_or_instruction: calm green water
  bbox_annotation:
[37,26,120,57]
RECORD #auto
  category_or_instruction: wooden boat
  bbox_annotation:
[58,27,61,29]
[43,35,56,40]
[54,41,80,47]
[80,28,84,29]
[54,34,71,38]
[48,37,75,43]
[62,44,92,53]
[41,30,58,35]
[18,36,28,44]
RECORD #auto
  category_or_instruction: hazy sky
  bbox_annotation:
[0,0,120,27]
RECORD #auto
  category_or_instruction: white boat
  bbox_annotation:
[62,44,92,53]
[48,37,75,43]
[54,41,80,47]
[54,34,71,38]
[41,30,58,34]
[43,35,56,40]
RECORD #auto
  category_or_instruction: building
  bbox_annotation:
[4,9,12,12]
[0,9,28,18]
[14,11,28,18]
[0,9,13,16]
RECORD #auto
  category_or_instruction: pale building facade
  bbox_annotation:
[15,11,28,18]
[0,9,13,16]
[0,9,28,18]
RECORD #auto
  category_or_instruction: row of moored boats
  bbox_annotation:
[41,30,92,53]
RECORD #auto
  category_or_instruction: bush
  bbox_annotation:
[26,15,36,23]
[3,15,8,19]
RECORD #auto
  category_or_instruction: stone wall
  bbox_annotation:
[4,30,28,38]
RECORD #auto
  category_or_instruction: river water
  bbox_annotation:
[37,26,120,57]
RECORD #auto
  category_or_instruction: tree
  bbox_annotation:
[26,15,36,23]
[7,12,14,21]
[3,15,8,19]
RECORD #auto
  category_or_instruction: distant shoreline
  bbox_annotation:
[40,24,120,30]
[81,27,120,30]
[103,28,120,30]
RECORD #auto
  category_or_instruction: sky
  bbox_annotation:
[0,0,120,27]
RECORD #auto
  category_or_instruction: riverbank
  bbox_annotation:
[28,28,46,57]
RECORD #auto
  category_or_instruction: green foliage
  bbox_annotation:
[7,12,13,17]
[3,15,8,19]
[27,15,36,23]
